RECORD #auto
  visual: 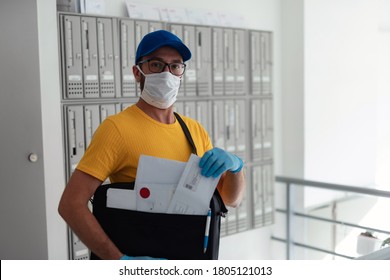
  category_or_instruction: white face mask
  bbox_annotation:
[137,66,181,109]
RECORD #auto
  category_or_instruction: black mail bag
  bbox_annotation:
[90,113,227,259]
[90,183,227,260]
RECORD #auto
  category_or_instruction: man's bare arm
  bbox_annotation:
[58,169,123,259]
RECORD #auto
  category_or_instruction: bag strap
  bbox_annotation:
[174,112,198,155]
[174,112,227,216]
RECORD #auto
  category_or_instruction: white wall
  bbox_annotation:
[271,0,305,260]
[37,0,68,259]
[302,0,382,212]
[280,0,304,178]
[304,0,378,187]
[376,0,390,187]
[104,0,280,31]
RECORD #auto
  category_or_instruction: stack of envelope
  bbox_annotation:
[106,154,221,215]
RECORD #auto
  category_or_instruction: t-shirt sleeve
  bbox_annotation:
[76,118,127,182]
[190,119,213,157]
[202,126,213,153]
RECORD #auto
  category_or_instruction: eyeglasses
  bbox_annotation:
[137,59,186,76]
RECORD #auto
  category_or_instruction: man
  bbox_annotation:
[58,30,245,260]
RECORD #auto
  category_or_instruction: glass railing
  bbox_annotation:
[273,176,390,260]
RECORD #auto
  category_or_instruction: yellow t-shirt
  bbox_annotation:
[76,105,213,183]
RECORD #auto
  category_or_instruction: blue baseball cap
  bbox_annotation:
[135,30,192,64]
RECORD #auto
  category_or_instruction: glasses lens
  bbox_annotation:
[146,60,185,76]
[169,63,186,76]
[148,60,165,73]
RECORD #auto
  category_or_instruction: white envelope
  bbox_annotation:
[134,155,187,213]
[167,154,221,215]
[134,154,220,215]
[106,188,136,210]
[135,183,176,213]
[135,155,186,185]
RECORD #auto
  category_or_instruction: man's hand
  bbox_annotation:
[120,255,166,260]
[199,147,243,178]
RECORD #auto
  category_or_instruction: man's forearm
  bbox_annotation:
[60,204,122,260]
[219,170,246,207]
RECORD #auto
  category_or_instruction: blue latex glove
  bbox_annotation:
[199,147,243,178]
[120,254,166,260]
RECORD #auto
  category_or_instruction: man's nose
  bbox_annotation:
[162,64,170,72]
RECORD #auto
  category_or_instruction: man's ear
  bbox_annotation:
[132,65,142,83]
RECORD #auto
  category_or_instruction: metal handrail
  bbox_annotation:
[274,176,390,259]
[276,208,390,235]
[275,176,390,198]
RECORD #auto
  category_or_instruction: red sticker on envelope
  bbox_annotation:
[139,187,150,199]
